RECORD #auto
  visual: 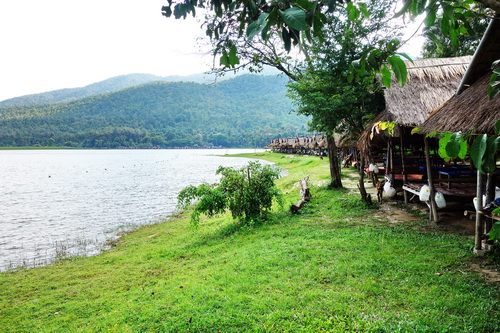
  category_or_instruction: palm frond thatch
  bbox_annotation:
[422,73,500,135]
[384,56,472,126]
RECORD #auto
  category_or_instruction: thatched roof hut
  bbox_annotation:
[422,16,500,135]
[358,56,472,158]
[379,56,472,126]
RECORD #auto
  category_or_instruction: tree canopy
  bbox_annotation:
[162,0,499,91]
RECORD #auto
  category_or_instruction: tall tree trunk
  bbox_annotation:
[326,133,342,188]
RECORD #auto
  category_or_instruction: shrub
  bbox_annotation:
[177,161,282,226]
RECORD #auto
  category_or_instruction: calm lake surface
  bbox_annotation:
[0,149,266,271]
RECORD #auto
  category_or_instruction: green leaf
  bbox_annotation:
[387,55,407,87]
[312,12,326,36]
[282,27,291,52]
[228,45,240,66]
[483,136,498,173]
[458,139,468,159]
[490,222,500,241]
[358,3,370,18]
[488,72,500,100]
[346,2,359,21]
[280,8,308,31]
[380,65,391,89]
[438,133,452,159]
[441,16,451,36]
[445,132,462,158]
[424,7,437,27]
[450,27,459,48]
[495,120,500,135]
[161,6,172,17]
[219,51,230,66]
[395,52,414,63]
[470,134,487,173]
[393,0,412,18]
[246,13,269,39]
[296,0,315,10]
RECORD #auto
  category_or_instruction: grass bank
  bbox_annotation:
[1,152,498,332]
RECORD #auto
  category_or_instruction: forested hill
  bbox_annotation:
[0,73,216,107]
[0,74,308,148]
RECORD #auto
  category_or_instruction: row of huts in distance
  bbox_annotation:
[266,134,328,156]
[266,15,500,254]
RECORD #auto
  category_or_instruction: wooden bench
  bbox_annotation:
[402,183,429,206]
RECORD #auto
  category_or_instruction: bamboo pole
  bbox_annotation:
[400,130,408,204]
[474,170,484,254]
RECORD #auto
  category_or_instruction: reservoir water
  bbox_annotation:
[0,149,265,271]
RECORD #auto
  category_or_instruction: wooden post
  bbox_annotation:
[424,136,439,223]
[474,170,485,254]
[485,172,495,250]
[400,130,408,204]
[389,139,394,182]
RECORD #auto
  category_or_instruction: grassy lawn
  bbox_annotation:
[1,152,499,332]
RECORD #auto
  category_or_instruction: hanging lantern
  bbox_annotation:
[435,192,446,208]
[419,185,430,201]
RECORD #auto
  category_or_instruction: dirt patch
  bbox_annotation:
[470,258,500,284]
[371,202,421,224]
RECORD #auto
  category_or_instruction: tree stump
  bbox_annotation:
[290,176,311,214]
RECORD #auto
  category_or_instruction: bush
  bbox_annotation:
[177,161,282,226]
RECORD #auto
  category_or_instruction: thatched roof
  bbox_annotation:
[383,56,472,126]
[358,56,472,157]
[422,73,500,135]
[421,16,500,135]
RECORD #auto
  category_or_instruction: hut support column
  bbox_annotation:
[484,173,496,251]
[474,170,485,255]
[400,131,408,204]
[424,136,439,223]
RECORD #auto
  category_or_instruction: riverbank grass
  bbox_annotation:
[1,152,499,332]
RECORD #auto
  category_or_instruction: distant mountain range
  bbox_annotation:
[0,68,282,107]
[0,73,233,108]
[0,74,309,148]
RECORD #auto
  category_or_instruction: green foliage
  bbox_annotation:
[374,121,396,136]
[422,6,490,59]
[429,124,499,174]
[0,75,309,148]
[163,0,500,90]
[470,134,500,174]
[490,221,500,243]
[387,55,408,87]
[177,161,283,225]
[489,59,500,99]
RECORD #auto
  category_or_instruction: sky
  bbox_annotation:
[0,1,425,102]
